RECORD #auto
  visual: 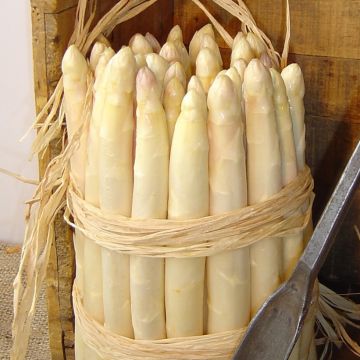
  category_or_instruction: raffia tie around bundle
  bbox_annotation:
[9,0,297,359]
[66,167,313,258]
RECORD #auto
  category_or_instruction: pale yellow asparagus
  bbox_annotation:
[196,47,222,93]
[187,75,207,115]
[219,68,242,103]
[200,33,223,67]
[232,59,247,83]
[145,32,161,53]
[159,41,182,65]
[98,47,136,337]
[145,53,169,98]
[232,32,245,48]
[207,74,250,333]
[164,77,185,144]
[231,34,255,66]
[270,68,303,283]
[243,59,282,316]
[166,25,191,78]
[281,63,306,171]
[130,67,169,340]
[93,47,115,95]
[83,50,114,341]
[246,32,267,58]
[166,86,209,337]
[62,44,89,360]
[90,41,107,72]
[62,45,88,194]
[129,33,153,55]
[135,54,147,70]
[282,64,316,358]
[163,61,187,90]
[259,52,273,69]
[189,23,215,72]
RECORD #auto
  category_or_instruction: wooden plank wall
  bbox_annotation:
[174,0,360,289]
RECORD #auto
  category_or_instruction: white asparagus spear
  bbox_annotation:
[260,52,273,69]
[189,23,215,72]
[166,84,209,337]
[196,47,222,93]
[270,67,302,360]
[270,68,303,283]
[243,59,282,316]
[98,47,136,337]
[135,54,147,70]
[159,41,182,65]
[167,24,183,43]
[145,53,169,98]
[62,45,88,195]
[129,33,153,55]
[94,47,115,95]
[145,32,161,53]
[246,32,267,58]
[200,33,223,67]
[130,67,169,340]
[232,59,247,83]
[164,61,187,90]
[232,32,245,48]
[187,75,207,115]
[89,41,107,72]
[207,74,250,333]
[231,34,255,66]
[281,63,306,172]
[62,44,89,360]
[164,77,185,144]
[282,63,316,358]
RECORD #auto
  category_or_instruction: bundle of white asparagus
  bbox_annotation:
[61,24,314,359]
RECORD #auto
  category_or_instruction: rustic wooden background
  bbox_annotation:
[30,0,359,358]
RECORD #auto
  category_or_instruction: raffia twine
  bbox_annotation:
[10,0,360,359]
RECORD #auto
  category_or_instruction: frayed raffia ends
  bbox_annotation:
[317,283,360,358]
[65,167,313,257]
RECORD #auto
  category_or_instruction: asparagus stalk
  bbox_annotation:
[98,47,136,337]
[207,74,250,333]
[159,41,182,65]
[145,53,169,98]
[145,32,161,53]
[62,44,89,360]
[130,67,169,340]
[164,77,185,144]
[129,33,153,55]
[200,34,223,67]
[281,64,306,171]
[243,59,282,316]
[164,61,187,90]
[270,68,303,281]
[232,59,247,83]
[231,33,255,66]
[196,47,222,93]
[246,32,267,58]
[189,24,215,73]
[89,41,107,72]
[166,82,209,337]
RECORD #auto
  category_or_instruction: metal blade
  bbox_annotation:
[232,140,360,360]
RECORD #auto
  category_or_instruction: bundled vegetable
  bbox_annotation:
[243,59,282,316]
[130,67,169,340]
[166,80,209,337]
[98,47,136,337]
[207,73,249,333]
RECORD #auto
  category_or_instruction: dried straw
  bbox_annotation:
[11,0,356,359]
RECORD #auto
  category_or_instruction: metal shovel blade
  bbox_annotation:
[232,140,360,360]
